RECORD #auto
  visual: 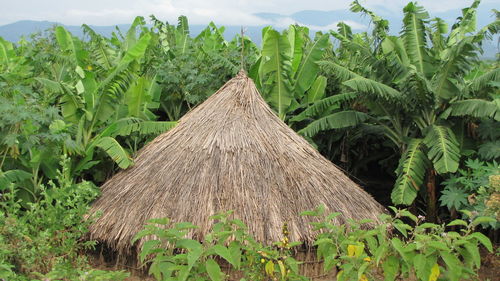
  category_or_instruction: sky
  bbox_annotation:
[0,0,497,26]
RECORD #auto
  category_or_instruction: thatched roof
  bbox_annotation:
[89,70,385,253]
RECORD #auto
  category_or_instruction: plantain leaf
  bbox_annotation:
[424,125,460,174]
[299,111,370,137]
[294,33,329,97]
[261,29,294,119]
[392,138,428,205]
[291,92,357,122]
[401,2,433,77]
[93,136,133,169]
[344,77,402,100]
[306,75,327,103]
[449,99,500,121]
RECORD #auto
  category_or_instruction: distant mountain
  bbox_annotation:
[0,4,497,58]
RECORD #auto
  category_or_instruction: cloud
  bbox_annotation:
[271,17,366,31]
[0,0,498,26]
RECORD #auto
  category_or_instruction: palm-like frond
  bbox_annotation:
[298,110,370,137]
[93,136,133,169]
[449,99,500,121]
[468,68,500,94]
[294,33,329,97]
[318,60,361,81]
[432,38,477,99]
[478,140,500,160]
[306,75,327,103]
[115,120,178,136]
[429,17,448,52]
[350,0,389,39]
[401,2,433,77]
[391,138,428,205]
[0,169,32,187]
[424,125,460,174]
[447,0,480,45]
[260,29,294,119]
[291,92,358,122]
[83,24,115,71]
[343,77,402,101]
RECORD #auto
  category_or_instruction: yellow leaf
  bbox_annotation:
[428,263,440,281]
[347,244,365,257]
[359,274,369,281]
[337,270,344,280]
[278,260,286,278]
[265,260,275,276]
[363,257,371,262]
[347,244,357,257]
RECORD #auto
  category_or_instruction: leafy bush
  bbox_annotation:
[440,159,499,229]
[136,207,493,281]
[305,206,493,281]
[134,211,304,281]
[0,157,128,280]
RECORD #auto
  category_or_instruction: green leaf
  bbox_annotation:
[213,245,236,267]
[343,77,402,101]
[447,219,468,227]
[432,39,476,99]
[439,186,468,210]
[290,92,357,122]
[121,33,152,65]
[318,60,361,81]
[469,232,493,252]
[382,256,400,281]
[299,111,370,137]
[440,251,462,281]
[55,26,86,66]
[261,29,294,120]
[265,260,275,276]
[472,216,496,227]
[468,67,500,93]
[463,243,480,269]
[205,259,222,281]
[306,75,327,103]
[424,125,460,174]
[427,241,448,251]
[139,240,160,262]
[401,2,432,77]
[0,169,32,189]
[294,33,329,96]
[449,99,500,121]
[392,138,428,205]
[93,136,133,169]
[287,25,306,74]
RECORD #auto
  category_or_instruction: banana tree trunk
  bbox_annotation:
[426,169,437,223]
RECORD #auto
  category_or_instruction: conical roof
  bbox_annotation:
[89,70,385,253]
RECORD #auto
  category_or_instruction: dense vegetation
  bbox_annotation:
[0,0,498,280]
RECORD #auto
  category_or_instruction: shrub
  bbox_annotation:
[0,157,128,280]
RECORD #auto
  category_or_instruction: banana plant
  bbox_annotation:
[297,1,500,220]
[250,25,330,120]
[37,20,177,177]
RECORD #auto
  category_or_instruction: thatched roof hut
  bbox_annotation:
[89,70,385,256]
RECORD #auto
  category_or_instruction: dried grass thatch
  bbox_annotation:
[89,70,385,255]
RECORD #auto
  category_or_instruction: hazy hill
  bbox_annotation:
[0,5,497,58]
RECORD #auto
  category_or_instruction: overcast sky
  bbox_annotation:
[0,0,496,26]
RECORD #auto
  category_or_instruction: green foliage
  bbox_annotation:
[391,138,428,205]
[134,212,304,281]
[0,157,128,280]
[300,0,500,209]
[440,159,500,229]
[303,206,493,281]
[136,207,493,281]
